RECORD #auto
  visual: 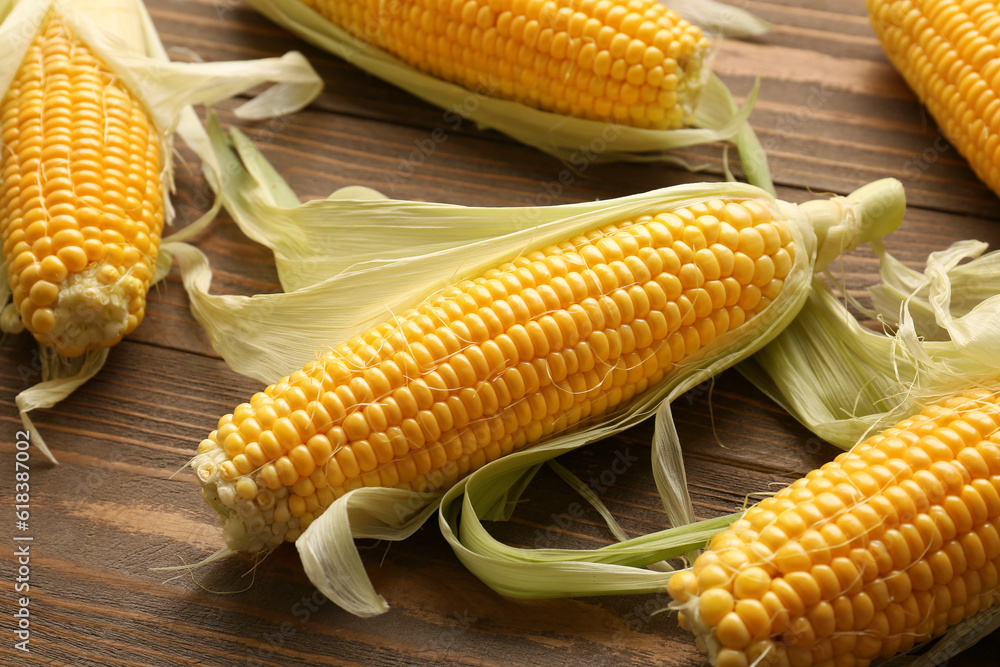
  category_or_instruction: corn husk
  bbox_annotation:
[243,0,774,192]
[0,0,322,461]
[169,118,904,615]
[739,242,1000,449]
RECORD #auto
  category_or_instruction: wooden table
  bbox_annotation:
[3,0,1000,664]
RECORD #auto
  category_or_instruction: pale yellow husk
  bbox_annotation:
[0,0,323,460]
[169,117,904,616]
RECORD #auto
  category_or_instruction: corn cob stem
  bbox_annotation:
[669,384,1000,667]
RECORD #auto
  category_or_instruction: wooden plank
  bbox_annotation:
[3,0,1000,664]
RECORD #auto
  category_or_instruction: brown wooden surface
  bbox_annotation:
[3,0,1000,664]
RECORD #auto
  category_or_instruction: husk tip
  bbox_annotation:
[846,177,906,244]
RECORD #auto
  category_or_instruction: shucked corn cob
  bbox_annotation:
[0,14,162,357]
[194,196,799,551]
[299,0,710,129]
[669,385,1000,667]
[868,1,1000,196]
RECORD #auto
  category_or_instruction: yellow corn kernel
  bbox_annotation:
[669,384,1000,665]
[700,588,735,626]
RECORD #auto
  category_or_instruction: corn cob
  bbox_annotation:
[194,196,799,551]
[668,385,1000,667]
[298,0,709,130]
[868,0,1000,196]
[0,14,162,358]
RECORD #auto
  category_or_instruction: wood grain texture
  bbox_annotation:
[2,0,1000,665]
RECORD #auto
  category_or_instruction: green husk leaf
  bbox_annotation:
[439,508,740,599]
[651,398,696,531]
[868,239,1000,340]
[868,239,1000,364]
[0,0,322,459]
[663,0,770,38]
[178,125,905,614]
[739,241,1000,449]
[244,0,774,192]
